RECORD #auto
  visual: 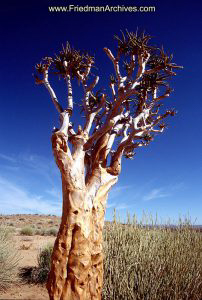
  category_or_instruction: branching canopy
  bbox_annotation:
[34,30,183,178]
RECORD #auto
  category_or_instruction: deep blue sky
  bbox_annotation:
[0,0,202,223]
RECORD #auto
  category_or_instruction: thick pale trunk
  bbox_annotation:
[47,168,117,300]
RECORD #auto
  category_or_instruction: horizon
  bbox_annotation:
[1,213,202,227]
[0,0,202,224]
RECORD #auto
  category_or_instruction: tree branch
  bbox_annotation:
[109,82,116,102]
[58,111,70,135]
[130,52,150,90]
[105,123,124,158]
[84,113,123,151]
[103,48,125,88]
[83,93,106,134]
[65,75,73,113]
[86,76,99,92]
[43,69,63,113]
[82,76,99,114]
[128,54,136,78]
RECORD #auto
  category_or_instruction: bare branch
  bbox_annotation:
[68,122,76,137]
[103,47,123,87]
[109,82,116,101]
[58,111,70,135]
[65,75,73,113]
[105,123,124,157]
[84,113,123,151]
[43,69,63,113]
[83,94,106,134]
[131,52,150,90]
[84,60,93,78]
[86,76,99,92]
[145,66,164,75]
[154,88,171,102]
[82,76,99,114]
[133,108,150,130]
[107,147,124,176]
[127,54,136,78]
[150,128,164,133]
[35,33,182,183]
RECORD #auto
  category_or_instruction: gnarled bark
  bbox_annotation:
[47,131,118,300]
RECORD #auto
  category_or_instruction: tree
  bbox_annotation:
[34,30,182,300]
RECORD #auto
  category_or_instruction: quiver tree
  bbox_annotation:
[34,30,182,300]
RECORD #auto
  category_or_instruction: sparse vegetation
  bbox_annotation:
[48,220,54,225]
[0,225,20,291]
[31,243,53,283]
[20,226,34,236]
[31,214,202,299]
[35,227,58,236]
[46,227,58,236]
[35,228,46,236]
[102,215,202,300]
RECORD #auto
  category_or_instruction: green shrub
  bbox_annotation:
[20,226,34,236]
[0,226,20,291]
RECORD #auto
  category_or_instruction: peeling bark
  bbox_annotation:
[47,131,118,300]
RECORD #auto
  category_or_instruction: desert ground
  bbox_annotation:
[1,214,201,300]
[0,214,60,300]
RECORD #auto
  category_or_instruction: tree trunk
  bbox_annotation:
[47,133,118,300]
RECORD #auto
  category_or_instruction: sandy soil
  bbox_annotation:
[0,283,49,300]
[0,214,112,299]
[0,214,59,300]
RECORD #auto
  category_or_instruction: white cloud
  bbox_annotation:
[0,151,60,190]
[46,187,61,199]
[0,152,136,215]
[143,188,170,201]
[170,182,185,191]
[109,184,132,200]
[142,181,185,202]
[107,185,132,211]
[106,202,115,208]
[116,203,130,210]
[0,176,61,215]
[18,153,59,184]
[0,153,16,163]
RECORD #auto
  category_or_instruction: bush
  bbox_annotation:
[31,243,53,283]
[0,226,20,291]
[35,227,58,236]
[20,226,34,236]
[46,227,58,236]
[35,228,46,236]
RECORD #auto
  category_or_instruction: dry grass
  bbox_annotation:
[35,227,58,237]
[102,215,202,300]
[0,225,21,291]
[20,226,34,236]
[29,214,202,299]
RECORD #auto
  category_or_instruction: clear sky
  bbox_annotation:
[0,0,202,224]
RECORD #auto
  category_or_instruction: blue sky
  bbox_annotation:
[0,0,202,223]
